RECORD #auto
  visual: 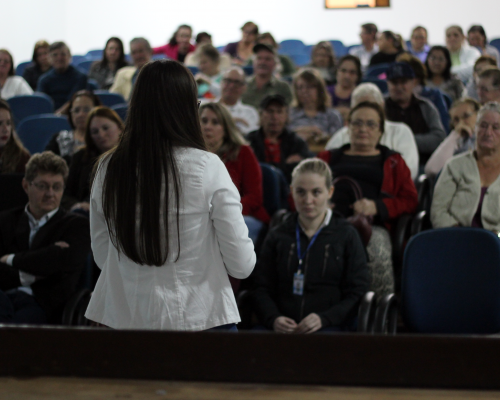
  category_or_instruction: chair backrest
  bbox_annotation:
[361,77,388,94]
[17,114,71,154]
[402,228,500,334]
[15,61,32,77]
[7,94,54,126]
[260,163,281,216]
[279,39,306,55]
[329,40,347,57]
[85,50,103,59]
[75,59,94,75]
[87,79,99,91]
[489,38,500,54]
[94,91,126,107]
[364,63,392,78]
[187,66,199,75]
[111,103,128,122]
[0,173,28,212]
[290,53,311,67]
[71,55,87,65]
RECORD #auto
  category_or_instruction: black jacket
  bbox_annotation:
[246,128,310,183]
[253,212,369,329]
[0,207,91,322]
[63,148,97,209]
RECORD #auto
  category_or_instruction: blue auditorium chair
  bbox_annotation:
[94,91,126,107]
[7,94,54,126]
[361,77,388,94]
[15,61,32,77]
[86,49,103,59]
[290,54,310,67]
[17,114,71,154]
[87,79,99,91]
[71,55,87,66]
[329,40,347,57]
[489,38,500,54]
[75,59,94,75]
[187,66,199,75]
[111,103,128,122]
[374,228,500,334]
[304,44,314,56]
[364,63,392,78]
[278,39,306,55]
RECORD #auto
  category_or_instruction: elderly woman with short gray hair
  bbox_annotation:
[431,102,500,230]
[325,83,419,179]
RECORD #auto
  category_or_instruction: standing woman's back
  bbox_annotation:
[85,60,256,330]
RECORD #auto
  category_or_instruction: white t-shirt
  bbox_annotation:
[220,100,260,135]
[0,76,34,99]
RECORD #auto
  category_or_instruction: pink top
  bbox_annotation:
[153,43,196,61]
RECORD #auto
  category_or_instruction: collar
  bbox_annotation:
[298,208,332,234]
[24,204,59,226]
[249,75,276,87]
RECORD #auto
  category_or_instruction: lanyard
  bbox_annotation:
[295,221,323,273]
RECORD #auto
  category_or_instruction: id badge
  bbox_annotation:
[293,272,304,296]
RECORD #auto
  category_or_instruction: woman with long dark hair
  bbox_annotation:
[425,45,465,102]
[23,40,52,90]
[153,25,196,62]
[0,100,30,174]
[85,60,255,331]
[88,37,128,89]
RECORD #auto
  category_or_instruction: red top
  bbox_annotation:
[263,139,281,164]
[224,145,270,224]
[0,149,30,174]
[152,43,196,61]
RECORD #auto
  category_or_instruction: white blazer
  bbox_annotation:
[0,76,33,100]
[85,147,256,330]
[451,44,481,83]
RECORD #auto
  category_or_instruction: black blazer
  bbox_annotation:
[0,207,91,323]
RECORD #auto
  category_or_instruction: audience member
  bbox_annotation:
[63,106,123,212]
[22,40,52,91]
[253,158,369,333]
[431,102,500,230]
[194,44,223,98]
[241,44,292,109]
[88,37,128,90]
[246,94,310,183]
[289,68,343,145]
[185,32,231,70]
[466,56,497,101]
[445,25,481,83]
[369,31,404,67]
[45,90,102,165]
[219,67,259,135]
[0,151,90,324]
[467,25,500,65]
[199,103,269,245]
[477,68,500,105]
[327,55,362,122]
[408,26,430,63]
[0,100,30,174]
[110,37,152,101]
[0,49,33,100]
[385,62,446,164]
[325,83,419,179]
[256,32,296,78]
[318,102,418,296]
[37,42,87,112]
[425,98,480,177]
[349,23,379,72]
[153,24,195,63]
[425,46,465,102]
[307,41,336,85]
[224,21,259,65]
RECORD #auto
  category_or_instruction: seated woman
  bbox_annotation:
[318,102,418,296]
[89,37,128,90]
[327,55,362,123]
[63,106,123,213]
[467,25,500,66]
[23,40,52,90]
[153,25,195,63]
[445,25,481,84]
[325,83,419,179]
[425,98,480,177]
[45,90,102,165]
[307,41,336,85]
[425,46,465,102]
[369,31,404,67]
[253,158,369,333]
[0,49,33,99]
[431,102,500,230]
[194,44,223,99]
[224,21,259,65]
[466,56,497,101]
[289,68,343,149]
[199,103,270,242]
[0,100,30,173]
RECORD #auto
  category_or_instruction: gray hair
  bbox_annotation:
[477,101,500,125]
[130,37,151,52]
[351,83,384,107]
[223,66,246,81]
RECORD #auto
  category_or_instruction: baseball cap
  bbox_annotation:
[386,62,415,80]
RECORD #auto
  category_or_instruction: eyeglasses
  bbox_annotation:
[428,56,446,63]
[197,101,201,109]
[30,181,65,193]
[70,107,92,114]
[350,119,379,130]
[222,78,245,87]
[478,122,500,132]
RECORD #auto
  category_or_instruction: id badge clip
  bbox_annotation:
[293,269,304,296]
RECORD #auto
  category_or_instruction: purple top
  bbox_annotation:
[471,187,488,228]
[327,85,351,108]
[223,42,239,58]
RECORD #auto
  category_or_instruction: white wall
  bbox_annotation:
[3,0,499,65]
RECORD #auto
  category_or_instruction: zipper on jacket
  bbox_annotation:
[321,244,330,278]
[287,243,296,275]
[300,251,310,320]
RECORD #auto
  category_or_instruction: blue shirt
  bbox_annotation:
[37,65,87,109]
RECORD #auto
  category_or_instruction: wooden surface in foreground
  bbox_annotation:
[2,378,500,400]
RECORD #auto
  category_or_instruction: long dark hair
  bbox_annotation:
[0,49,15,76]
[0,100,30,172]
[63,90,102,129]
[84,106,124,161]
[98,60,206,266]
[100,37,128,70]
[168,25,192,46]
[425,45,452,81]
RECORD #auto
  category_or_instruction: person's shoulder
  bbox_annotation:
[115,66,136,77]
[385,120,413,135]
[38,68,55,82]
[447,150,474,167]
[0,206,24,225]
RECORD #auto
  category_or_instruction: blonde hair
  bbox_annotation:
[291,158,333,189]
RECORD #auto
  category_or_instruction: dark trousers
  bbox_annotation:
[0,289,47,324]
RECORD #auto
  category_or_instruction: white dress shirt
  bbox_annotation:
[0,76,33,100]
[220,100,260,135]
[85,147,256,330]
[349,44,379,72]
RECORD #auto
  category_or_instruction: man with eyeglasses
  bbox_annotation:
[0,151,90,324]
[218,67,259,135]
[477,68,500,105]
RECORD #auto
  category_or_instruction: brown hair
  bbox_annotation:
[63,90,102,129]
[337,55,362,85]
[257,32,277,48]
[311,41,336,68]
[348,101,385,135]
[199,44,220,63]
[397,53,427,86]
[0,100,30,173]
[84,106,124,161]
[0,49,15,76]
[475,56,497,72]
[291,158,333,190]
[446,25,464,37]
[25,151,68,182]
[199,103,246,161]
[31,40,50,66]
[292,68,331,112]
[241,22,259,35]
[478,67,500,87]
[361,23,378,36]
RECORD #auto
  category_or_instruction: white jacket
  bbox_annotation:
[85,147,256,330]
[325,121,419,179]
[451,44,481,83]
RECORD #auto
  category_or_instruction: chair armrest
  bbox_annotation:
[373,293,398,334]
[392,213,413,267]
[357,291,376,333]
[411,210,428,236]
[236,290,253,330]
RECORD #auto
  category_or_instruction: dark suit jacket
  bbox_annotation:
[0,207,90,323]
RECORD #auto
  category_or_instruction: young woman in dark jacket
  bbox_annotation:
[253,158,369,333]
